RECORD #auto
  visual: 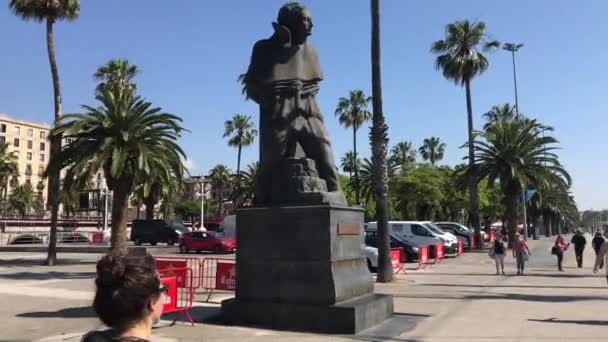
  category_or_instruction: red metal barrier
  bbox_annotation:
[90,232,104,244]
[468,235,475,250]
[457,240,464,256]
[433,243,445,263]
[155,257,201,288]
[391,247,406,274]
[159,267,194,326]
[418,245,430,269]
[489,230,496,242]
[201,257,236,301]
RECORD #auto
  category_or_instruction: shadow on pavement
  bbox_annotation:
[394,292,608,303]
[412,272,599,278]
[0,271,95,281]
[0,258,97,268]
[418,283,606,290]
[529,318,608,326]
[17,306,96,318]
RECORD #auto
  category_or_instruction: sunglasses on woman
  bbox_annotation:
[159,284,169,295]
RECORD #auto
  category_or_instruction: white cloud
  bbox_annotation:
[182,158,199,174]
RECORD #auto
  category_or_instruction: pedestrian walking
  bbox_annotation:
[81,253,167,342]
[571,230,587,268]
[513,232,531,275]
[593,241,608,287]
[553,234,569,272]
[489,234,506,275]
[592,232,605,269]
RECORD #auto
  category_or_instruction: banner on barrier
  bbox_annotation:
[489,230,496,242]
[160,276,177,314]
[390,248,401,270]
[435,243,445,259]
[91,232,104,244]
[215,262,236,290]
[457,240,464,255]
[469,235,475,249]
[157,260,188,287]
[419,246,429,264]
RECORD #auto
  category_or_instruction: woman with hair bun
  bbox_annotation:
[82,253,167,342]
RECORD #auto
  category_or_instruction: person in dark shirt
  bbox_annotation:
[571,230,587,268]
[592,232,605,269]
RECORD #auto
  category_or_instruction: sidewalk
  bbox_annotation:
[1,236,607,342]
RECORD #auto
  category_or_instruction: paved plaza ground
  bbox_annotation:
[1,235,606,342]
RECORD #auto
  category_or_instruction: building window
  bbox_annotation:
[40,154,45,162]
[0,124,6,133]
[26,152,32,161]
[27,128,33,137]
[0,136,5,144]
[38,165,45,177]
[40,142,45,151]
[40,131,46,140]
[25,164,32,176]
[14,127,20,136]
[27,140,33,149]
[13,138,19,147]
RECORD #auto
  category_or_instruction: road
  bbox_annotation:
[1,235,606,342]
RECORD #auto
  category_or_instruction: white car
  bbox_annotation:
[364,246,379,272]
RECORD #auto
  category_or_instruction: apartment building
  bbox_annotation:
[0,113,50,200]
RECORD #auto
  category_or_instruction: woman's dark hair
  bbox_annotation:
[93,253,160,331]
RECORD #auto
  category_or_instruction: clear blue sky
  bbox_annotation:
[1,0,606,210]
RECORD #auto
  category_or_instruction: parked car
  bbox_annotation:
[365,221,441,248]
[178,231,236,254]
[421,222,458,254]
[364,246,378,272]
[10,234,43,245]
[217,215,236,239]
[364,230,419,262]
[130,219,188,246]
[435,222,474,247]
[58,232,90,244]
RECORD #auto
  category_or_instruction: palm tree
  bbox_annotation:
[419,137,446,166]
[340,151,360,179]
[133,171,184,220]
[335,90,372,205]
[231,162,260,207]
[473,118,571,246]
[351,158,399,206]
[93,58,140,95]
[0,143,19,214]
[49,87,185,255]
[483,103,517,129]
[431,20,499,246]
[370,0,392,283]
[223,114,257,175]
[209,164,232,216]
[9,183,35,218]
[390,141,416,173]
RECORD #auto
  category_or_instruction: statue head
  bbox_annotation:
[277,2,313,45]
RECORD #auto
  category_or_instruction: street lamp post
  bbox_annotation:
[199,179,206,230]
[503,42,529,239]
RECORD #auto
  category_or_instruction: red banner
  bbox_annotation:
[469,235,475,249]
[215,262,236,290]
[157,260,188,287]
[390,248,401,270]
[91,232,104,244]
[419,245,429,265]
[457,240,464,255]
[160,276,177,314]
[435,243,445,260]
[489,230,496,242]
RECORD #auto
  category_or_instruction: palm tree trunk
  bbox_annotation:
[371,0,392,283]
[505,185,518,249]
[110,179,131,255]
[465,78,482,248]
[45,18,63,266]
[353,124,360,205]
[237,143,242,175]
[144,195,155,220]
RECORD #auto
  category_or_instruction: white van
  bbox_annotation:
[218,215,236,239]
[364,221,441,248]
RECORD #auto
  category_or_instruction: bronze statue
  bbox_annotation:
[241,2,346,206]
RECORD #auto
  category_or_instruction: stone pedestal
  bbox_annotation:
[221,205,394,334]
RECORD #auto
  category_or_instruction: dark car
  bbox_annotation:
[179,231,236,254]
[58,232,91,244]
[364,230,419,262]
[435,222,474,248]
[10,234,44,245]
[130,219,188,246]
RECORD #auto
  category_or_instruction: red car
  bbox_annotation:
[178,231,236,254]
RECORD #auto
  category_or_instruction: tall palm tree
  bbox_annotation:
[483,103,517,129]
[473,118,571,246]
[340,151,360,179]
[133,170,184,220]
[390,141,416,173]
[230,162,260,207]
[335,90,372,205]
[0,143,19,214]
[49,87,185,255]
[419,137,446,166]
[431,20,499,246]
[370,0,392,283]
[351,158,398,206]
[9,183,35,218]
[223,114,257,175]
[209,164,232,216]
[94,58,140,95]
[10,0,79,266]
